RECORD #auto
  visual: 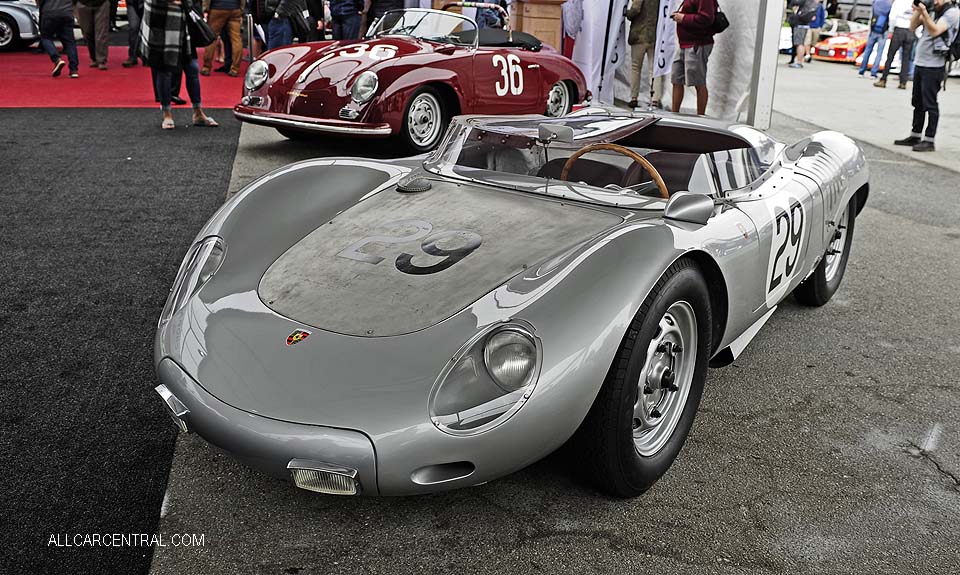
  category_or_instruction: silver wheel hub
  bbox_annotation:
[824,205,850,282]
[545,82,569,117]
[407,93,442,148]
[0,21,12,47]
[633,301,697,456]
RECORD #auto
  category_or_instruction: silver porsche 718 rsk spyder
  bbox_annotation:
[153,110,868,497]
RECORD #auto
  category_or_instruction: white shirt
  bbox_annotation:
[889,0,914,29]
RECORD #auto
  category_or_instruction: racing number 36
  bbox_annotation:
[337,219,482,275]
[492,54,524,96]
[768,199,805,293]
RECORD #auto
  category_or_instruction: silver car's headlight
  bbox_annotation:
[159,236,225,324]
[350,71,379,104]
[429,322,541,436]
[244,60,269,92]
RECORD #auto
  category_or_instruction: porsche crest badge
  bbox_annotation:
[286,329,311,346]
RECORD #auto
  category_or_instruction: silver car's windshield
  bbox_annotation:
[423,116,681,209]
[368,9,477,46]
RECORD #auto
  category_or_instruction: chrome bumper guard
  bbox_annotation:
[155,384,190,433]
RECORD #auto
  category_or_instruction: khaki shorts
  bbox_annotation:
[805,27,821,45]
[671,44,713,87]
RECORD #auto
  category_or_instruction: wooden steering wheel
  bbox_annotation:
[559,143,670,199]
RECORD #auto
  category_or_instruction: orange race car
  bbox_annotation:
[810,30,868,63]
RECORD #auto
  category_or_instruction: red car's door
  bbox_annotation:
[470,48,543,114]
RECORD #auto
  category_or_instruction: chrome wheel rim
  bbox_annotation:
[633,301,697,456]
[544,81,570,117]
[824,205,850,282]
[0,20,12,48]
[407,92,442,148]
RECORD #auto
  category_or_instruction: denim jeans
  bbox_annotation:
[267,17,293,50]
[126,0,143,61]
[40,14,79,72]
[332,12,361,40]
[858,30,887,76]
[155,59,201,111]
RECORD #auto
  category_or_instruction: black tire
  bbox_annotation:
[399,86,448,153]
[0,15,21,52]
[793,196,857,306]
[574,258,712,498]
[276,128,312,140]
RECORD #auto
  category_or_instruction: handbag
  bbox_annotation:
[290,8,311,40]
[713,3,730,34]
[183,0,218,48]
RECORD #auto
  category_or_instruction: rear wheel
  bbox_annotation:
[544,81,572,117]
[574,258,712,498]
[793,196,856,306]
[0,15,21,52]
[400,87,447,153]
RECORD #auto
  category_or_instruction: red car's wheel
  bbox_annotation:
[545,81,572,117]
[400,87,447,153]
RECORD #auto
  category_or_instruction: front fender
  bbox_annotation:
[2,5,39,39]
[363,67,466,132]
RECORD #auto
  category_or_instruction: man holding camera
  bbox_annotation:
[894,0,960,152]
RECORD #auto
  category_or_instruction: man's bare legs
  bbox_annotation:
[672,84,709,115]
[695,85,708,115]
[672,83,684,113]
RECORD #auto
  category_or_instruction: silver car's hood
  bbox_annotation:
[258,180,621,336]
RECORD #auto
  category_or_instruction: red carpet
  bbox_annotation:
[0,46,247,108]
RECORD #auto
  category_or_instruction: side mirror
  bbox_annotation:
[538,124,574,144]
[664,191,715,226]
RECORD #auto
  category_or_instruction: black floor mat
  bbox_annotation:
[0,108,241,574]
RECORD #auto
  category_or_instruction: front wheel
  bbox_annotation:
[544,81,572,117]
[793,196,856,306]
[574,258,712,498]
[400,87,447,153]
[0,15,21,52]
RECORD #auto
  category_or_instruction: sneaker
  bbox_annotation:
[97,63,107,70]
[69,71,79,78]
[200,67,211,76]
[873,79,886,88]
[52,59,65,77]
[912,141,935,152]
[121,58,138,68]
[628,99,638,109]
[89,62,99,68]
[894,135,921,146]
[898,82,907,89]
[788,62,803,69]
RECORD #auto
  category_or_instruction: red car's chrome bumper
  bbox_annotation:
[233,105,393,137]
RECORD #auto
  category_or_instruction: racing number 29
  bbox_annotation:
[768,200,804,293]
[337,219,482,275]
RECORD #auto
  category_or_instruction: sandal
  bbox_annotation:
[193,115,219,127]
[161,117,175,130]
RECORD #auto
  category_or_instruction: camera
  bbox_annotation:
[913,0,935,10]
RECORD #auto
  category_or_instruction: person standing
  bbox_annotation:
[858,0,893,78]
[329,0,363,40]
[893,0,959,152]
[788,0,817,69]
[805,0,826,63]
[77,0,111,69]
[264,0,306,48]
[140,0,218,129]
[38,0,80,78]
[200,0,242,75]
[875,0,916,88]
[626,0,664,109]
[670,0,715,115]
[122,0,145,66]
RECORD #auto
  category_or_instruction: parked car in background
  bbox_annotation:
[0,0,39,51]
[810,29,868,63]
[779,18,868,53]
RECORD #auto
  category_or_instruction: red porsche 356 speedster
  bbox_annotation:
[234,3,587,152]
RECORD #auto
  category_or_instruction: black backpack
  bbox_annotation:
[713,2,730,33]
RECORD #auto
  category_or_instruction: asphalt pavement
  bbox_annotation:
[0,108,241,574]
[146,114,960,575]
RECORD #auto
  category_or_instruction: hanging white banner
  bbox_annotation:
[653,0,679,78]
